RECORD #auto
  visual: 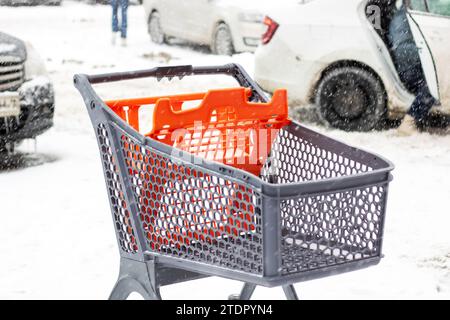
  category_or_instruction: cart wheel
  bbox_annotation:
[148,11,166,44]
[315,66,386,132]
[212,23,234,56]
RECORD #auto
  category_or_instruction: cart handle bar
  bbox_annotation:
[86,63,268,103]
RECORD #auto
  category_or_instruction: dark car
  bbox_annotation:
[0,32,55,154]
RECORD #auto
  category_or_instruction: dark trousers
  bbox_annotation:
[112,0,128,38]
[408,84,436,121]
[393,43,436,122]
[388,8,436,122]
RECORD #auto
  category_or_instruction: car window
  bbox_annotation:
[426,0,450,16]
[410,0,428,11]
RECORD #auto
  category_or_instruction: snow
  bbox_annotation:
[19,76,52,91]
[18,75,54,107]
[0,1,449,300]
[0,92,19,97]
[0,43,16,54]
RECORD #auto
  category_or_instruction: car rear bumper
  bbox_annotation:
[233,21,265,53]
[1,76,55,143]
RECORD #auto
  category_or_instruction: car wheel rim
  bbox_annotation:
[332,87,367,119]
[325,76,368,120]
[215,27,233,55]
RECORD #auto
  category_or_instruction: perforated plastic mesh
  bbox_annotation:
[119,132,264,274]
[262,126,386,275]
[97,124,138,254]
[279,186,386,275]
[263,127,372,183]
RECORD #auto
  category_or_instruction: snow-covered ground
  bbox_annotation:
[0,1,449,300]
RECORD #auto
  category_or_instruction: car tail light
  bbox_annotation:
[262,16,279,45]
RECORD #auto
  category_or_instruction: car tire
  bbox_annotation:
[211,23,234,56]
[315,67,386,131]
[148,11,166,44]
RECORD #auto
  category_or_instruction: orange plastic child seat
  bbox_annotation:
[106,87,290,176]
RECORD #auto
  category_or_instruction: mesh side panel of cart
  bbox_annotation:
[97,124,138,254]
[262,126,386,275]
[265,127,373,182]
[119,132,264,275]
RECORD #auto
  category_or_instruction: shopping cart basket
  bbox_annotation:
[74,64,394,300]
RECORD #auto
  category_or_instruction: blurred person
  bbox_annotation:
[388,0,436,136]
[112,0,129,46]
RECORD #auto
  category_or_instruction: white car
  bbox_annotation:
[143,0,298,55]
[254,0,450,131]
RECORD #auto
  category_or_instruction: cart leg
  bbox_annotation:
[228,283,257,300]
[282,284,299,300]
[109,257,162,300]
[109,276,160,300]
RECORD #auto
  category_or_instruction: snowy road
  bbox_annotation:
[0,1,449,299]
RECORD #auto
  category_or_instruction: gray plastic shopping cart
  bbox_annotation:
[74,64,394,300]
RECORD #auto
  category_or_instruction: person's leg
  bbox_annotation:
[395,46,436,135]
[398,81,436,135]
[407,85,436,124]
[389,8,437,134]
[112,0,119,33]
[120,0,128,39]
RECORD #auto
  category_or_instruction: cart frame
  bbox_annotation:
[74,64,394,300]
